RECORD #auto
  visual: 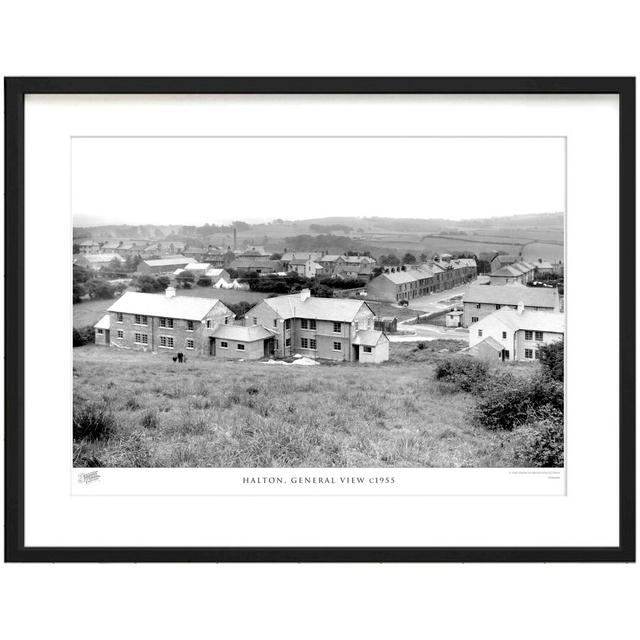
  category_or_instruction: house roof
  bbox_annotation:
[263,294,371,322]
[184,262,212,270]
[108,292,227,321]
[94,314,111,330]
[492,254,517,264]
[319,254,343,262]
[477,336,503,351]
[480,308,565,333]
[78,253,124,263]
[289,258,311,265]
[204,268,227,278]
[143,256,191,267]
[353,329,388,346]
[536,261,554,269]
[230,258,280,269]
[379,265,436,285]
[491,265,526,278]
[210,324,274,342]
[281,252,323,262]
[464,283,559,307]
[101,241,121,249]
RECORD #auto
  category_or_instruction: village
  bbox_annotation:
[75,227,565,366]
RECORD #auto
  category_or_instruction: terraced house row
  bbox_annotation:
[366,257,477,303]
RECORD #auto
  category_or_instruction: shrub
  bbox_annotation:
[538,340,564,382]
[473,373,563,430]
[434,357,489,394]
[73,326,95,347]
[73,402,115,441]
[197,276,212,287]
[512,420,564,467]
[141,409,159,429]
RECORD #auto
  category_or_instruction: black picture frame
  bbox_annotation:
[4,77,636,563]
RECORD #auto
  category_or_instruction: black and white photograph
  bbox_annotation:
[72,135,565,470]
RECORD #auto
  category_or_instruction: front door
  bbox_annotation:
[105,329,110,345]
[209,337,215,356]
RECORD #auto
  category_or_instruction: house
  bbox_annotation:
[95,287,236,356]
[204,268,230,284]
[534,259,556,276]
[445,309,464,327]
[469,306,565,362]
[74,253,124,270]
[366,258,477,303]
[229,258,280,275]
[318,254,377,279]
[100,241,122,253]
[136,255,192,275]
[75,239,101,254]
[462,283,560,327]
[248,288,388,362]
[490,254,518,272]
[208,325,276,360]
[280,252,324,271]
[288,256,324,278]
[489,260,536,285]
[117,242,148,258]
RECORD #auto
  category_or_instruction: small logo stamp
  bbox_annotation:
[78,470,101,484]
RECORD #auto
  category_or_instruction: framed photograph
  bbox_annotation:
[5,77,635,562]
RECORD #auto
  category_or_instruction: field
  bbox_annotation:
[73,342,541,468]
[73,287,270,329]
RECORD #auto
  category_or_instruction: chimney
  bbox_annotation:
[300,288,311,301]
[516,301,524,314]
[165,286,176,298]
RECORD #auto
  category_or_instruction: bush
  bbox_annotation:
[512,420,564,467]
[473,373,563,430]
[135,274,166,293]
[538,340,564,382]
[434,357,489,394]
[73,402,115,441]
[73,326,95,347]
[197,276,212,287]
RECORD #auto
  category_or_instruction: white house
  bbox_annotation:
[469,305,565,362]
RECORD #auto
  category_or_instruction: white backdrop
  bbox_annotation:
[1,1,639,639]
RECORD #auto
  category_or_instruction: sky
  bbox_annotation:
[72,136,565,226]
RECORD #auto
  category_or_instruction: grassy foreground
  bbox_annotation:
[73,342,535,468]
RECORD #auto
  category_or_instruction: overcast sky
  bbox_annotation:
[72,137,565,226]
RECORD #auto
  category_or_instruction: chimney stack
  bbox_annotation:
[165,286,176,298]
[517,301,524,314]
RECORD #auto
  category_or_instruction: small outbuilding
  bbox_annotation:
[352,329,390,363]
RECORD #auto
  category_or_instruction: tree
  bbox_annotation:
[135,275,165,293]
[73,283,86,304]
[372,266,384,278]
[85,280,116,300]
[270,252,283,260]
[197,276,212,287]
[419,252,428,262]
[175,270,196,288]
[403,253,417,264]
[157,275,171,289]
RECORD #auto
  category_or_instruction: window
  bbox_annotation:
[159,317,174,328]
[333,322,341,333]
[478,329,483,337]
[495,304,501,310]
[301,319,308,329]
[535,331,544,341]
[524,330,533,340]
[274,339,279,349]
[534,350,540,360]
[206,320,211,328]
[97,328,104,335]
[134,314,148,325]
[285,337,291,347]
[285,319,291,330]
[363,346,372,353]
[471,316,479,323]
[524,349,534,359]
[300,337,309,349]
[309,339,317,350]
[333,341,342,351]
[475,303,481,309]
[134,333,148,344]
[186,320,194,331]
[116,312,124,323]
[252,317,257,326]
[273,319,278,328]
[224,316,229,325]
[309,319,317,330]
[502,331,507,339]
[159,336,174,349]
[220,341,228,349]
[186,339,195,350]
[117,330,124,339]
[237,343,245,351]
